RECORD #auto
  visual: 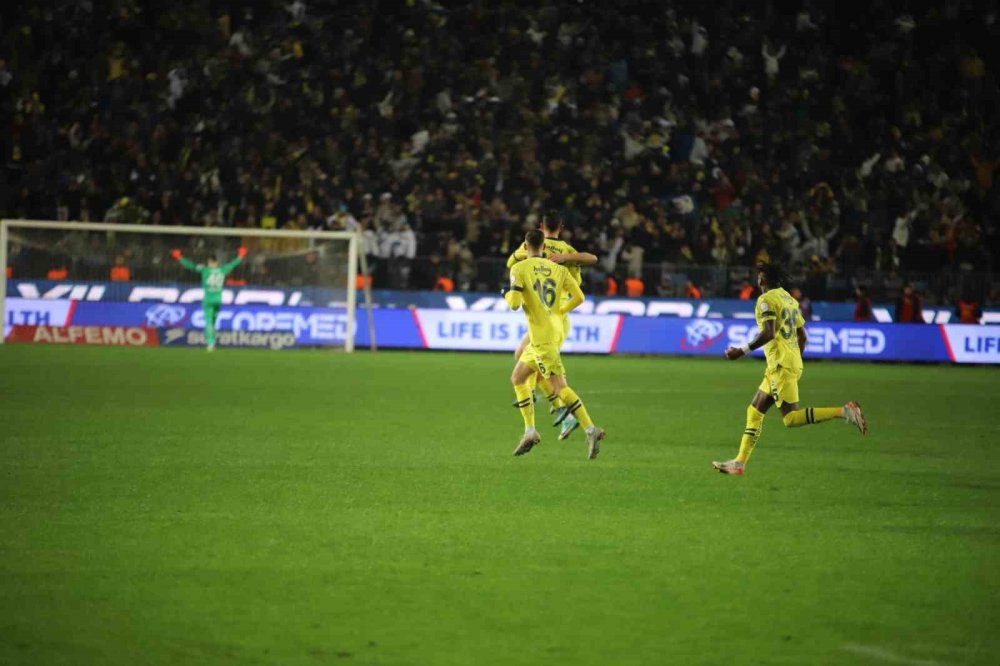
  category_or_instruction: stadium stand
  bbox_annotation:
[1,0,997,304]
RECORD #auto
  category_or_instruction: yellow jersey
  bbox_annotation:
[756,287,804,371]
[505,257,584,346]
[507,237,583,285]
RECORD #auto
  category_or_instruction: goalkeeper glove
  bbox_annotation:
[238,247,248,258]
[170,249,182,260]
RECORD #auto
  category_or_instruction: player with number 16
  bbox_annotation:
[503,230,605,459]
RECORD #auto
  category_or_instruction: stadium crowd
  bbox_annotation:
[2,0,998,306]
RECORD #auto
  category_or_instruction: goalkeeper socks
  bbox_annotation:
[513,383,535,430]
[204,304,218,347]
[538,377,565,409]
[558,386,593,429]
[783,407,842,428]
[736,405,766,464]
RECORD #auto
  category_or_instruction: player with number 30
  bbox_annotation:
[712,262,868,475]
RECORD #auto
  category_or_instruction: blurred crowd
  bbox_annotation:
[1,0,998,303]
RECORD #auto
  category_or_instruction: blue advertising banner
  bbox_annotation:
[71,302,350,346]
[5,297,999,363]
[614,318,954,362]
[10,279,999,324]
[64,300,423,349]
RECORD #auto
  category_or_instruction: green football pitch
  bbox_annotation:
[1,346,998,665]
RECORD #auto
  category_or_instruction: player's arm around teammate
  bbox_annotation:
[505,275,584,376]
[512,248,597,360]
[506,232,604,459]
[510,253,596,436]
[509,248,594,444]
[546,251,598,267]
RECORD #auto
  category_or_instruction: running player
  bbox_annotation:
[171,246,247,351]
[505,230,605,459]
[507,210,597,440]
[713,262,868,475]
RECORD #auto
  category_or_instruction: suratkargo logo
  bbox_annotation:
[145,304,187,326]
[682,319,725,350]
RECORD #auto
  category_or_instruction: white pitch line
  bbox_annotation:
[841,643,946,666]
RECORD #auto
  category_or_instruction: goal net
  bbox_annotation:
[1,220,375,352]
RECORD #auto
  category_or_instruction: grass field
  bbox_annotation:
[1,346,998,665]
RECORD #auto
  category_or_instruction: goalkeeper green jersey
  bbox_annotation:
[179,257,242,304]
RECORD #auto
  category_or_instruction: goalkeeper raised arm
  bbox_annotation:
[171,246,247,351]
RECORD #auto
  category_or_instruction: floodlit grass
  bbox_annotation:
[1,346,998,665]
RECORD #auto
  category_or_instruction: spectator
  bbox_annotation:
[853,286,873,322]
[0,59,12,89]
[775,215,802,264]
[804,255,831,301]
[791,288,812,321]
[895,284,925,323]
[110,255,131,282]
[0,2,995,302]
[605,275,619,296]
[384,220,417,289]
[685,280,702,299]
[625,276,644,297]
[955,291,983,324]
[761,40,787,81]
[433,274,454,292]
[601,226,626,274]
[620,242,644,279]
[801,217,839,261]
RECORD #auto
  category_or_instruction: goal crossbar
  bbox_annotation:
[0,219,376,351]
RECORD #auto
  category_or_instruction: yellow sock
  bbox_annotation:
[558,386,593,429]
[783,407,842,428]
[538,377,564,409]
[736,405,766,464]
[513,383,535,430]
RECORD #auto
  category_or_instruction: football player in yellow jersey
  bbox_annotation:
[712,262,868,475]
[506,211,598,440]
[504,230,606,459]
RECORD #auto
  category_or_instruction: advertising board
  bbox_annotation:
[10,280,998,324]
[4,297,998,363]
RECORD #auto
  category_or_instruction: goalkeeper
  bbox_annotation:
[171,246,247,351]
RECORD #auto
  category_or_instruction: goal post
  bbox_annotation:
[1,219,376,351]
